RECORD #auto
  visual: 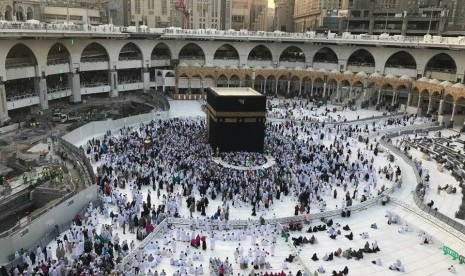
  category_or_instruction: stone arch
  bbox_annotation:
[277,75,288,95]
[26,7,33,20]
[442,94,454,115]
[340,80,351,100]
[178,43,205,65]
[424,53,457,80]
[229,74,241,87]
[254,75,265,93]
[178,73,189,94]
[5,5,13,21]
[279,46,305,63]
[290,75,300,96]
[313,47,338,64]
[313,77,325,98]
[152,43,172,60]
[352,81,364,99]
[327,79,338,99]
[418,89,430,113]
[190,74,202,94]
[47,43,71,65]
[385,51,417,69]
[17,6,24,21]
[245,74,252,88]
[410,88,419,106]
[248,45,273,61]
[266,75,277,95]
[204,75,215,88]
[81,42,109,63]
[429,90,441,114]
[6,43,38,69]
[347,49,375,73]
[118,42,142,61]
[380,83,394,106]
[214,44,239,60]
[302,76,312,96]
[395,85,409,106]
[455,97,465,122]
[217,74,228,87]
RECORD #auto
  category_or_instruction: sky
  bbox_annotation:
[268,0,275,8]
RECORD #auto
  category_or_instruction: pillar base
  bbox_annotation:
[0,114,10,124]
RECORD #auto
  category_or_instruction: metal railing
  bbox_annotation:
[380,127,465,235]
[0,137,94,241]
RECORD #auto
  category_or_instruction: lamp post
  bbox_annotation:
[385,6,388,31]
[346,6,352,33]
[427,9,434,35]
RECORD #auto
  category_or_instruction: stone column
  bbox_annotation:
[109,70,119,98]
[417,95,422,109]
[275,80,278,96]
[407,93,411,106]
[362,89,367,101]
[264,79,267,94]
[310,81,314,97]
[336,84,341,101]
[0,82,9,123]
[287,80,290,95]
[377,88,381,104]
[323,82,327,98]
[299,80,302,96]
[368,17,374,35]
[201,80,204,96]
[427,96,433,113]
[69,73,81,103]
[438,99,444,115]
[401,16,408,36]
[142,67,150,93]
[450,102,457,126]
[35,77,49,110]
[391,91,397,106]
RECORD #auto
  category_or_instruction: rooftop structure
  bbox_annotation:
[209,87,262,96]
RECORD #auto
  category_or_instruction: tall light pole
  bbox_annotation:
[346,6,352,33]
[385,6,388,31]
[427,10,434,34]
[67,0,70,23]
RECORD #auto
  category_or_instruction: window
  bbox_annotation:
[135,0,141,14]
[162,0,167,15]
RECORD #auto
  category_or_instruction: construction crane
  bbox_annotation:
[175,0,191,29]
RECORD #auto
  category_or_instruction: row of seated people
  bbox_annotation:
[6,83,35,101]
[310,240,380,262]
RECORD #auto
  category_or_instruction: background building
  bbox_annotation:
[188,0,231,29]
[130,0,172,27]
[104,0,130,26]
[293,0,349,32]
[342,0,453,35]
[274,0,294,32]
[0,0,105,24]
[231,0,268,31]
[129,0,231,29]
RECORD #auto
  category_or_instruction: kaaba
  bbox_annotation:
[206,87,266,152]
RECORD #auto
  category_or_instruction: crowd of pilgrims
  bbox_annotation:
[219,152,268,167]
[3,111,426,276]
